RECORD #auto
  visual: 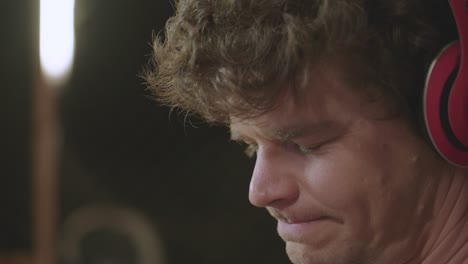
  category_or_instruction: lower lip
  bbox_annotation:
[277,218,332,240]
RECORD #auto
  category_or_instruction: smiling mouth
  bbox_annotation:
[276,216,336,242]
[270,209,328,225]
[283,217,328,224]
[267,208,339,240]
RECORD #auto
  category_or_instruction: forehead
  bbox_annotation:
[230,59,368,137]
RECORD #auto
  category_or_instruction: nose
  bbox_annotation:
[248,149,300,208]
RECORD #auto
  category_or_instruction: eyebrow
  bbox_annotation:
[269,121,338,141]
[230,121,338,142]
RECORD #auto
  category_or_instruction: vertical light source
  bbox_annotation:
[40,0,75,85]
[35,1,75,264]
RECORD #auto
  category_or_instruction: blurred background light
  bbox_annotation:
[40,0,75,84]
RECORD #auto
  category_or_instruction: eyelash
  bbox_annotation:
[244,144,258,158]
[242,142,322,158]
[294,143,320,154]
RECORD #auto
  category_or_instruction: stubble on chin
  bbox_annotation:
[285,240,369,264]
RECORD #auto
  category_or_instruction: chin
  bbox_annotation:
[285,240,367,264]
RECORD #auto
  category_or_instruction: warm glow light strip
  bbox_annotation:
[40,0,75,83]
[35,1,75,264]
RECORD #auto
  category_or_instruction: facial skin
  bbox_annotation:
[230,60,451,264]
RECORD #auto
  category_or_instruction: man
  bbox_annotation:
[145,0,468,263]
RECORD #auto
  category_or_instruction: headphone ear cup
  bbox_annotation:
[424,41,468,167]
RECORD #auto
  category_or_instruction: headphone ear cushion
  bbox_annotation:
[424,41,468,167]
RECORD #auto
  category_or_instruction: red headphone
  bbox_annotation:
[424,0,468,167]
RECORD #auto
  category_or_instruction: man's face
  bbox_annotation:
[230,60,442,264]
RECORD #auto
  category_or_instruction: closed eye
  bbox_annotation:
[291,134,342,155]
[294,142,323,154]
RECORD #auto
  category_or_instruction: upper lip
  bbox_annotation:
[268,208,327,224]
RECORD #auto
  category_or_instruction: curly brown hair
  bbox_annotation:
[145,0,457,125]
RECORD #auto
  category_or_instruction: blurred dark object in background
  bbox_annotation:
[1,0,34,252]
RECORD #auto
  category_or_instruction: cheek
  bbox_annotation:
[303,149,381,213]
[301,127,428,244]
[301,134,397,219]
[300,142,396,249]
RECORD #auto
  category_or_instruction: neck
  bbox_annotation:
[418,168,468,264]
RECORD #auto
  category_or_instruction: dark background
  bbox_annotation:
[2,0,289,263]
